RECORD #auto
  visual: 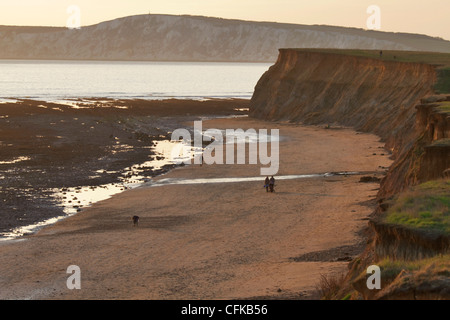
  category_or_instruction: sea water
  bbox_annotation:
[0,60,272,102]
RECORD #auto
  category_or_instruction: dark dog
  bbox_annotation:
[131,216,140,227]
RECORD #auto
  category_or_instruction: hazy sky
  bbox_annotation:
[1,0,449,40]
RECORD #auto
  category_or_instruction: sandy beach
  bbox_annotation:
[0,116,392,300]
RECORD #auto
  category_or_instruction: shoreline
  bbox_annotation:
[0,116,392,299]
[0,98,250,240]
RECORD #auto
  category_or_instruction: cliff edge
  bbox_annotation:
[250,49,450,299]
[250,49,449,195]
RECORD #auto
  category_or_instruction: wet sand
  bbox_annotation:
[0,116,392,300]
[0,98,249,237]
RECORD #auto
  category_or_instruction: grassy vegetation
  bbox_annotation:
[434,68,450,94]
[295,49,450,67]
[384,179,450,235]
[435,101,450,114]
[315,273,347,300]
[431,138,450,147]
[350,254,450,297]
[376,254,450,279]
[326,179,450,300]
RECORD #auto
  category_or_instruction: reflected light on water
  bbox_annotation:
[0,139,185,241]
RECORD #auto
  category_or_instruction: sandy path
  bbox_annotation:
[0,118,392,300]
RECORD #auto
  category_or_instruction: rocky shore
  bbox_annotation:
[0,98,249,239]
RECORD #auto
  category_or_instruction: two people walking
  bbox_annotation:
[264,176,275,193]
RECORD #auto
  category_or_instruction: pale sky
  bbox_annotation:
[1,0,449,40]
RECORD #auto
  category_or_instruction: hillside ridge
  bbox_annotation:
[1,14,450,62]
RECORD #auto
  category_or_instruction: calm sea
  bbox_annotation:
[0,60,272,101]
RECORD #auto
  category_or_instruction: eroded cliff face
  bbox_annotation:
[250,50,450,299]
[369,219,450,261]
[415,98,450,182]
[250,49,442,196]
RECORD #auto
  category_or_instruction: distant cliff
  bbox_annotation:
[1,14,450,62]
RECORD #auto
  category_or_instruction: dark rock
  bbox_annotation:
[359,176,381,183]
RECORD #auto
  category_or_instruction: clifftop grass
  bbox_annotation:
[377,254,450,278]
[384,179,450,235]
[436,101,450,114]
[434,69,450,94]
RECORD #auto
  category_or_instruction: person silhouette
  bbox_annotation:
[264,176,270,192]
[269,176,275,193]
